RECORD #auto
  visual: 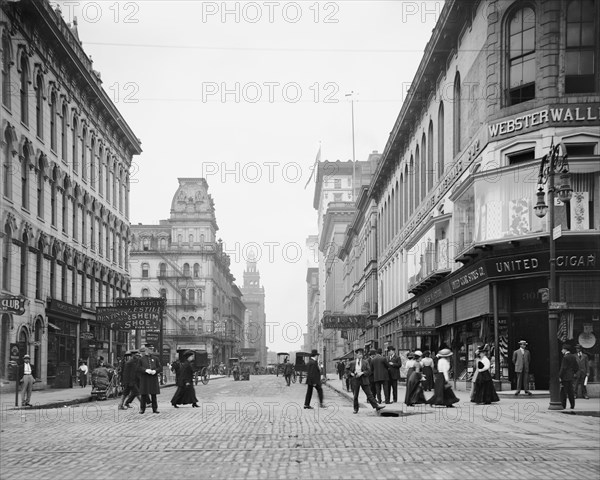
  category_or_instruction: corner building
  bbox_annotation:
[0,1,140,387]
[129,178,245,367]
[371,1,600,393]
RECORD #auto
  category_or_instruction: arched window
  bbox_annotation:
[438,103,444,179]
[141,262,149,278]
[21,147,29,210]
[507,7,536,105]
[198,289,203,302]
[20,52,28,125]
[35,74,43,138]
[50,245,57,298]
[98,147,103,194]
[427,121,434,192]
[159,262,166,277]
[105,156,110,200]
[61,104,68,163]
[183,263,190,276]
[50,168,57,226]
[159,237,167,250]
[50,92,57,151]
[81,205,87,246]
[72,117,78,174]
[409,155,414,215]
[414,146,420,208]
[62,178,68,234]
[35,239,43,299]
[90,137,96,187]
[141,288,150,297]
[403,167,409,223]
[72,194,78,240]
[566,0,597,93]
[1,34,11,108]
[193,263,200,278]
[189,317,195,331]
[453,72,461,156]
[81,128,87,181]
[20,233,28,295]
[420,133,427,200]
[181,289,186,302]
[3,128,12,199]
[159,288,167,298]
[188,289,195,302]
[37,157,44,218]
[112,162,117,206]
[2,225,11,289]
[142,237,149,251]
[61,252,68,302]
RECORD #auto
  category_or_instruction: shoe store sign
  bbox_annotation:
[97,297,166,330]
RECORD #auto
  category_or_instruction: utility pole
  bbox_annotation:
[345,91,357,199]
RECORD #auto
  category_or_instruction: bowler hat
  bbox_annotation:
[310,349,320,356]
[23,354,30,359]
[387,346,395,351]
[436,348,453,358]
[518,340,528,345]
[139,346,147,352]
[562,343,572,350]
[183,350,195,358]
[478,345,489,352]
[354,348,364,354]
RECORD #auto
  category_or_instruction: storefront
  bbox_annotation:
[46,299,82,388]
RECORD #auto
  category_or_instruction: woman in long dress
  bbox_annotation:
[420,351,434,392]
[171,351,199,408]
[426,348,460,407]
[404,351,427,406]
[471,346,499,404]
[470,347,480,401]
[404,352,416,382]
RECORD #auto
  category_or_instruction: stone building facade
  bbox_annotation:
[0,0,141,387]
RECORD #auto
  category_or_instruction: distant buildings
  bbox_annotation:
[129,178,245,366]
[241,254,267,367]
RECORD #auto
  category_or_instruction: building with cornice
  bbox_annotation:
[370,0,600,392]
[0,0,141,387]
[129,178,244,366]
[241,254,266,367]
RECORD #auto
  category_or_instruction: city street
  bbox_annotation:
[1,375,599,480]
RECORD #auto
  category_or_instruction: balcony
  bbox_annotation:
[408,239,452,295]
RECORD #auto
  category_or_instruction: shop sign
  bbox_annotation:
[96,307,160,330]
[145,331,160,343]
[80,332,95,340]
[488,103,600,139]
[417,282,451,310]
[486,251,598,277]
[47,299,82,317]
[0,295,26,315]
[400,327,436,337]
[322,314,368,330]
[449,265,487,294]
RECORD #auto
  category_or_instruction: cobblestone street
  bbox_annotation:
[1,375,599,479]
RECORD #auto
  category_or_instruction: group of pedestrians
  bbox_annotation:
[117,346,164,414]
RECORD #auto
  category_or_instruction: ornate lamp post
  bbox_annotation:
[534,141,572,410]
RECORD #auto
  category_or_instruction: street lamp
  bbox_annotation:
[534,140,571,410]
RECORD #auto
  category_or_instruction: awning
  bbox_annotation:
[47,322,61,331]
[333,351,355,361]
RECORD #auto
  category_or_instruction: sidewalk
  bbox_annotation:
[0,375,226,410]
[324,375,600,417]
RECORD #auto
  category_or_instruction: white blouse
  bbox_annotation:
[477,355,491,372]
[438,357,450,381]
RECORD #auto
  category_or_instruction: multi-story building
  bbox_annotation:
[0,0,141,387]
[370,0,600,392]
[129,178,244,366]
[241,254,266,367]
[304,235,319,352]
[312,155,379,371]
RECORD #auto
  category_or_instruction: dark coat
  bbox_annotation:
[283,362,294,376]
[347,358,371,386]
[576,352,590,377]
[306,357,321,385]
[138,354,161,395]
[559,352,579,381]
[371,354,390,382]
[122,357,140,386]
[176,361,194,387]
[387,354,402,380]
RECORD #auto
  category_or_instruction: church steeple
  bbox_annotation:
[243,252,260,288]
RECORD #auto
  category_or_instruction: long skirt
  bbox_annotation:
[422,366,434,391]
[171,384,198,405]
[404,372,427,406]
[426,372,460,406]
[471,371,499,404]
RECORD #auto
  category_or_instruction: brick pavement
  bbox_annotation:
[0,375,598,480]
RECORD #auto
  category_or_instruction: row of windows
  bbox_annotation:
[141,262,204,278]
[1,229,128,306]
[1,36,131,215]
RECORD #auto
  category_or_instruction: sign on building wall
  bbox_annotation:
[322,314,367,330]
[97,297,165,330]
[0,296,26,315]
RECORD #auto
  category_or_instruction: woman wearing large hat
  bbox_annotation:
[171,350,199,408]
[425,348,460,407]
[471,345,499,405]
[404,351,427,407]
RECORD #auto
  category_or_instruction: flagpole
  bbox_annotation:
[346,91,356,199]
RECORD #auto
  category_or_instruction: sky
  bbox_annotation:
[56,0,441,352]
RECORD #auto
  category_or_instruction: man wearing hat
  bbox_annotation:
[346,348,385,414]
[512,340,532,395]
[559,344,579,409]
[119,350,141,410]
[19,354,35,407]
[386,346,402,403]
[137,346,161,413]
[574,344,590,400]
[371,348,390,404]
[304,349,325,409]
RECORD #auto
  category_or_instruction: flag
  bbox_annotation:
[304,145,321,189]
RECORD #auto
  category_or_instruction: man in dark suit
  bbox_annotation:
[118,350,141,410]
[512,340,532,395]
[137,346,161,414]
[574,344,590,399]
[19,354,35,407]
[386,346,402,403]
[303,349,325,409]
[371,348,390,404]
[559,343,579,409]
[347,348,385,414]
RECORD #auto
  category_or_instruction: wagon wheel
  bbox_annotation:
[201,367,210,385]
[194,371,199,386]
[106,381,115,399]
